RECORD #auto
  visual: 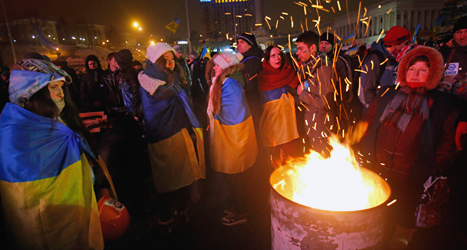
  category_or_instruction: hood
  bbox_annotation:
[371,39,391,56]
[397,46,444,90]
[242,46,263,59]
[219,63,245,86]
[115,49,133,72]
[85,55,102,72]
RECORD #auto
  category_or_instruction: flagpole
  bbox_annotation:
[185,0,192,54]
[1,0,16,64]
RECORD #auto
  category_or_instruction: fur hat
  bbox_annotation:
[320,32,335,47]
[237,32,257,47]
[213,52,240,69]
[146,43,175,63]
[9,59,71,106]
[384,26,411,46]
[453,16,467,33]
[397,46,444,90]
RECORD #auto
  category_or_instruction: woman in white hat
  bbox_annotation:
[208,52,258,226]
[138,43,205,233]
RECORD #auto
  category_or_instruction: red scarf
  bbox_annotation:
[258,60,299,92]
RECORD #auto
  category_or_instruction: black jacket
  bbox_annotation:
[241,46,263,122]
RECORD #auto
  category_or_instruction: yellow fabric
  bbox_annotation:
[210,116,258,174]
[0,154,104,250]
[259,92,299,147]
[148,128,206,193]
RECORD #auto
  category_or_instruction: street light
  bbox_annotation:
[138,27,142,31]
[133,22,139,27]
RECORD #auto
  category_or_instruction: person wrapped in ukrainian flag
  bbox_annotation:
[0,59,104,249]
[207,52,258,226]
[138,43,205,233]
[257,45,301,168]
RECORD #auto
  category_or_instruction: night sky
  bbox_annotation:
[2,0,380,40]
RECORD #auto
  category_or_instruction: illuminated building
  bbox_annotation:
[200,0,262,39]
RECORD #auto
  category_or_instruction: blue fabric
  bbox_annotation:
[121,82,134,113]
[370,40,395,87]
[140,66,200,144]
[213,78,251,126]
[0,103,84,183]
[259,86,288,104]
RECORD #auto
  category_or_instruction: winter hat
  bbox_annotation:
[453,16,467,33]
[146,43,175,63]
[320,32,335,47]
[9,59,71,106]
[173,45,182,53]
[115,49,133,71]
[213,52,240,69]
[237,32,257,47]
[384,26,411,46]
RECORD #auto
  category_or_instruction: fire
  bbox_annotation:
[272,136,390,212]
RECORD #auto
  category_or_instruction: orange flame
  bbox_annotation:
[272,135,390,211]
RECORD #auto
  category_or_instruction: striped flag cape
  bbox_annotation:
[0,103,104,250]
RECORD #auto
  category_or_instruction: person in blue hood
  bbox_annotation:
[359,26,412,109]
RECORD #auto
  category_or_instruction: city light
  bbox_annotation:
[32,35,35,38]
[139,27,142,31]
[102,42,106,45]
[150,41,155,45]
[133,22,139,27]
[56,48,59,51]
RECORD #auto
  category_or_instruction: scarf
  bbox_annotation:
[298,51,326,80]
[258,60,299,92]
[380,86,429,132]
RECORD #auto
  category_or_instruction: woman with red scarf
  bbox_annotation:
[258,46,300,168]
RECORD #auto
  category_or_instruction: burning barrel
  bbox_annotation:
[270,136,391,250]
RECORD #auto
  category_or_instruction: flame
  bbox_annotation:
[272,135,389,211]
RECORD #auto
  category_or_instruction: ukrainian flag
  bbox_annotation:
[210,78,258,174]
[140,83,205,193]
[259,86,299,148]
[0,103,103,250]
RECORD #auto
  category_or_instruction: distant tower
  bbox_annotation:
[199,0,257,39]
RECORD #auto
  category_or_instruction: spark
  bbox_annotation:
[265,17,272,29]
[306,17,309,31]
[331,7,335,13]
[386,8,392,14]
[280,16,285,20]
[371,60,374,70]
[291,16,294,28]
[364,16,371,37]
[305,119,309,126]
[380,58,388,65]
[335,33,341,41]
[337,0,341,11]
[312,4,323,8]
[282,12,289,15]
[358,77,361,96]
[380,87,390,97]
[387,199,397,206]
[354,69,367,74]
[304,5,307,15]
[276,19,279,29]
[265,16,272,20]
[395,82,400,90]
[363,7,367,17]
[377,29,385,43]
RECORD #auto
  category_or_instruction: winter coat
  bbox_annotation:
[241,46,264,124]
[138,62,205,193]
[115,50,142,118]
[359,39,397,107]
[102,68,124,112]
[80,55,105,112]
[298,54,336,140]
[362,46,460,189]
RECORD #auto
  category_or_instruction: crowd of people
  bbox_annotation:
[0,15,467,249]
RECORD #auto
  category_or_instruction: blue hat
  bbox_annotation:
[9,59,71,106]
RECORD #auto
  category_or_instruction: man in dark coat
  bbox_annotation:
[114,49,141,119]
[237,32,263,128]
[80,55,106,111]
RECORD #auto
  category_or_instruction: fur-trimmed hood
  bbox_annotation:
[397,46,444,90]
[218,63,245,85]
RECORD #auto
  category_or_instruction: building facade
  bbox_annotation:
[329,0,444,46]
[200,0,259,39]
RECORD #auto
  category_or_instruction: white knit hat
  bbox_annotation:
[213,52,240,69]
[146,43,176,63]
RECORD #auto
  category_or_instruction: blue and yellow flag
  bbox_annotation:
[259,87,299,147]
[165,18,182,33]
[210,77,258,174]
[0,103,104,250]
[342,33,355,44]
[33,24,60,52]
[201,45,211,60]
